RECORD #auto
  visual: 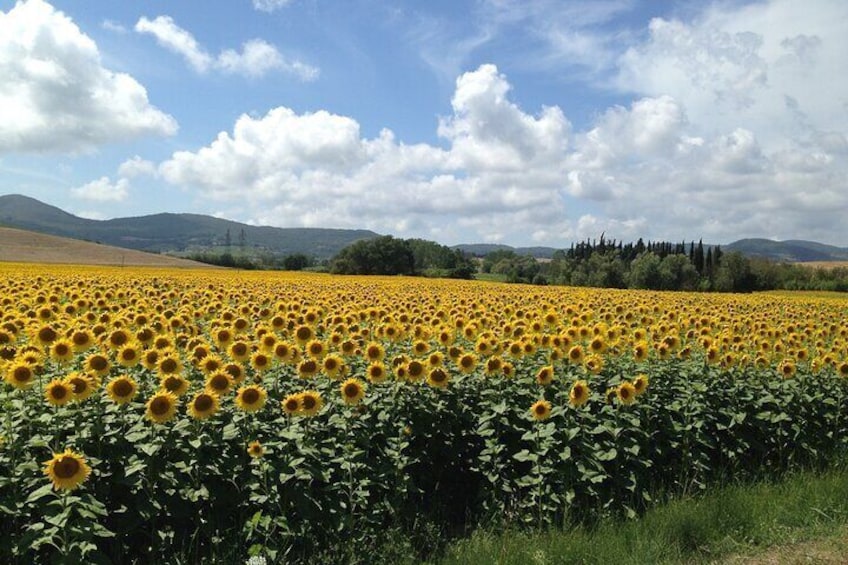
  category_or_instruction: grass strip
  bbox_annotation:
[436,465,848,564]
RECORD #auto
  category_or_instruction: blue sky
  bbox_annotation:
[1,0,847,247]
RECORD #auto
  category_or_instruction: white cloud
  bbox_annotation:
[252,0,293,13]
[616,0,848,150]
[135,15,317,80]
[158,64,574,244]
[0,0,177,154]
[135,15,212,72]
[218,39,318,81]
[71,176,129,202]
[118,156,157,178]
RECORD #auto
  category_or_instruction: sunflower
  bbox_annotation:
[485,356,503,375]
[617,381,636,405]
[146,391,179,424]
[106,376,138,405]
[366,362,388,384]
[535,365,554,386]
[156,354,183,377]
[340,378,366,406]
[187,392,220,420]
[457,352,478,374]
[838,361,848,378]
[199,354,224,375]
[412,340,430,356]
[779,358,796,378]
[206,370,233,396]
[427,368,450,389]
[530,399,552,421]
[427,351,444,368]
[4,360,36,390]
[228,340,252,363]
[48,339,75,364]
[247,440,265,459]
[406,360,425,382]
[44,378,73,406]
[141,348,160,370]
[305,339,326,360]
[297,358,319,379]
[250,351,273,373]
[632,341,649,362]
[116,342,142,368]
[567,345,585,365]
[632,374,649,395]
[67,372,96,401]
[281,393,301,415]
[43,448,91,491]
[224,362,246,385]
[322,354,345,380]
[501,362,516,379]
[34,324,58,347]
[605,387,618,404]
[105,329,131,350]
[363,342,384,364]
[298,390,323,417]
[584,354,604,375]
[235,384,267,413]
[160,374,190,397]
[569,380,590,407]
[84,353,111,377]
[293,325,314,346]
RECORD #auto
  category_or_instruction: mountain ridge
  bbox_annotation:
[0,194,379,259]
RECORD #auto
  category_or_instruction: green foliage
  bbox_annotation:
[4,354,848,563]
[331,236,474,278]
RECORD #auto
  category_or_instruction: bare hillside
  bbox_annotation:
[0,227,215,268]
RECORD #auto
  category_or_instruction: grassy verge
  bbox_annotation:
[435,465,848,564]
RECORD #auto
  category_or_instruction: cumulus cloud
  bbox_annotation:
[135,15,317,80]
[158,64,574,243]
[0,0,177,154]
[70,177,129,202]
[158,37,848,246]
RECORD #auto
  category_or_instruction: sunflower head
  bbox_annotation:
[247,440,265,459]
[632,374,649,395]
[235,385,267,413]
[426,367,450,389]
[569,380,590,407]
[145,391,179,424]
[366,362,387,384]
[617,381,637,405]
[535,365,554,386]
[44,378,73,406]
[298,390,323,417]
[530,399,552,421]
[188,392,220,421]
[106,376,138,405]
[44,448,91,491]
[5,361,36,390]
[340,378,366,406]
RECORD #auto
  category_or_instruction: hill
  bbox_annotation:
[453,243,558,259]
[0,227,213,268]
[725,238,848,262]
[0,194,380,259]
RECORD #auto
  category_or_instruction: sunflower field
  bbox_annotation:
[2,263,848,563]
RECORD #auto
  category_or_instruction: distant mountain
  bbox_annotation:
[0,194,380,259]
[724,238,848,262]
[453,243,559,259]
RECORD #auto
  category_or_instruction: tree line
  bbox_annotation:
[483,235,848,292]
